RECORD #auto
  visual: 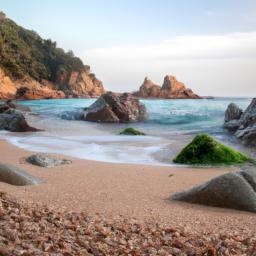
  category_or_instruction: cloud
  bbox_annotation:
[84,32,256,62]
[82,32,256,96]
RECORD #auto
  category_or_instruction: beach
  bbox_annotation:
[1,139,256,236]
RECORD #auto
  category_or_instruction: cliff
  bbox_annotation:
[134,75,200,99]
[0,12,104,99]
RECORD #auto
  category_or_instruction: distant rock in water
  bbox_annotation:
[134,75,201,99]
[83,92,147,123]
[224,98,256,146]
[0,14,104,99]
[173,134,250,165]
[26,154,72,168]
[172,169,256,213]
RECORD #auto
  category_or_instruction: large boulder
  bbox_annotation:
[224,103,243,123]
[224,98,256,146]
[173,134,250,165]
[0,109,39,132]
[172,169,256,213]
[0,163,43,186]
[224,103,243,132]
[26,154,72,168]
[83,92,147,123]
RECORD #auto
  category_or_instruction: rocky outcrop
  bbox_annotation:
[224,98,256,146]
[172,169,256,213]
[0,103,39,132]
[55,68,104,98]
[134,75,200,99]
[0,163,43,186]
[0,14,105,100]
[83,92,147,123]
[26,154,72,168]
[0,67,104,100]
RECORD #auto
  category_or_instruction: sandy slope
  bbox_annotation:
[0,140,255,234]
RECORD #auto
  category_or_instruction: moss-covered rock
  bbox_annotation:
[173,134,250,165]
[119,128,145,135]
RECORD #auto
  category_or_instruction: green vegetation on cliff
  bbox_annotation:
[173,134,250,165]
[119,128,146,135]
[0,11,86,81]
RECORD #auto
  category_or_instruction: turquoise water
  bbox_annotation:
[2,97,253,165]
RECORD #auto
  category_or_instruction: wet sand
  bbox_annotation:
[0,140,256,234]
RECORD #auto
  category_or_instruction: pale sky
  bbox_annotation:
[1,0,256,96]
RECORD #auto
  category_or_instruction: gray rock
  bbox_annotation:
[26,154,72,168]
[83,92,148,123]
[224,103,243,123]
[235,125,256,146]
[224,98,256,146]
[0,109,39,132]
[0,163,43,186]
[172,170,256,213]
[224,120,241,132]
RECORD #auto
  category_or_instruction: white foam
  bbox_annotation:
[2,132,173,166]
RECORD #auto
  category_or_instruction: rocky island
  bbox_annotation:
[134,75,201,99]
[0,13,104,100]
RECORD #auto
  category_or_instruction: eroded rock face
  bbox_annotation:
[26,154,72,168]
[135,75,200,99]
[83,92,147,123]
[224,98,256,146]
[0,108,39,132]
[55,68,105,98]
[0,163,43,186]
[172,169,256,213]
[0,67,105,100]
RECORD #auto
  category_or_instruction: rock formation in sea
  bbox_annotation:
[172,168,256,213]
[134,75,201,99]
[0,13,104,100]
[224,98,256,146]
[83,92,147,123]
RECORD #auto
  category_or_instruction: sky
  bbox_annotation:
[1,0,256,96]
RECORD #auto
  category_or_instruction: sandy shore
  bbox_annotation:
[0,139,256,235]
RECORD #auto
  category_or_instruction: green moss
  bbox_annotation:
[173,134,250,165]
[119,128,145,136]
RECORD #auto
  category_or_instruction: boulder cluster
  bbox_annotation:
[224,98,256,146]
[134,75,200,99]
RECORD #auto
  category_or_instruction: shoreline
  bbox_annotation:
[0,139,256,235]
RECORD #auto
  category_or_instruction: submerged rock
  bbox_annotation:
[119,127,145,135]
[0,109,39,132]
[26,154,72,168]
[173,134,250,165]
[172,169,256,213]
[83,92,147,123]
[0,163,43,186]
[224,98,256,146]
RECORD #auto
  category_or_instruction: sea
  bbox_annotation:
[0,97,254,166]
